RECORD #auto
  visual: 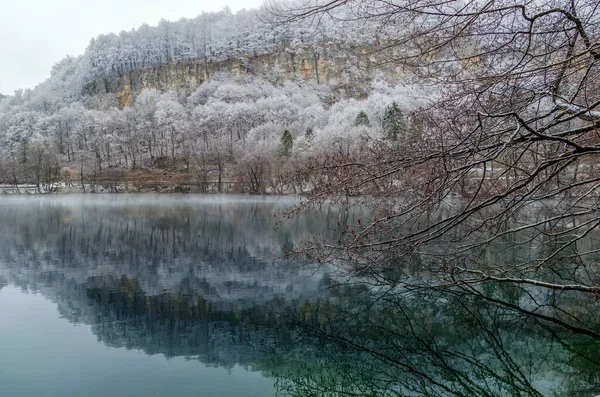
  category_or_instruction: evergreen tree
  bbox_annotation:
[280,130,294,157]
[354,111,371,127]
[19,138,29,165]
[382,102,406,141]
[305,127,314,140]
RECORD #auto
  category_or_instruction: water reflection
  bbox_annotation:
[279,285,600,397]
[0,195,357,388]
[0,195,598,396]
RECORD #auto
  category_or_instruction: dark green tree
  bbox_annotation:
[382,102,406,141]
[354,111,371,127]
[305,127,314,140]
[280,130,294,157]
[19,138,29,165]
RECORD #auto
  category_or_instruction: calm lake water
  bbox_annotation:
[0,195,599,397]
[0,195,349,397]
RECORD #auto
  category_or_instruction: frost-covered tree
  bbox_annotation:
[275,0,600,308]
[134,89,161,159]
[156,96,188,163]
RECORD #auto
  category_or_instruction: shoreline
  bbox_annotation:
[0,183,302,196]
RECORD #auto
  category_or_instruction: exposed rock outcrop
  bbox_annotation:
[84,45,404,106]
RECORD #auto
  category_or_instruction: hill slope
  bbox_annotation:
[0,4,422,193]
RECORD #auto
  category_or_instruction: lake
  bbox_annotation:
[0,195,599,397]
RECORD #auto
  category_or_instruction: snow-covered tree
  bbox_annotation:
[156,96,188,162]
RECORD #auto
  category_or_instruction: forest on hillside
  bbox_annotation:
[0,75,425,193]
[0,3,424,193]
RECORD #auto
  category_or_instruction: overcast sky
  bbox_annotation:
[0,0,265,95]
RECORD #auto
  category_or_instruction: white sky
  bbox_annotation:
[0,0,265,95]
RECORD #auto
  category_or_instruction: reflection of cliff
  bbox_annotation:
[83,275,327,371]
[0,195,366,374]
[0,196,366,305]
[3,196,595,396]
[0,269,335,374]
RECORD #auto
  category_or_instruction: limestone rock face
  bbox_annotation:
[84,45,403,106]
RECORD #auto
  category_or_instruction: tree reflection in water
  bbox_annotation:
[277,281,600,396]
[0,196,597,396]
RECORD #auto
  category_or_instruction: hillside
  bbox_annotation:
[0,4,424,194]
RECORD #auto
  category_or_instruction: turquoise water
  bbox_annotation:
[0,195,599,397]
[0,195,336,397]
[0,285,273,397]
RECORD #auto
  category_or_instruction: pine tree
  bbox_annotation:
[280,130,294,157]
[382,102,406,141]
[305,127,314,140]
[19,138,29,165]
[354,111,371,127]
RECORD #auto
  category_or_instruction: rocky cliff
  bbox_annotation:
[85,45,404,107]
